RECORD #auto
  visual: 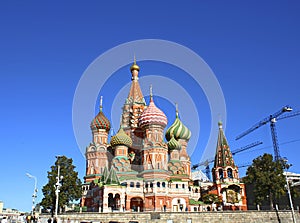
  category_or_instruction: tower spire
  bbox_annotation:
[150,84,153,102]
[175,102,179,118]
[100,96,103,111]
[134,54,136,64]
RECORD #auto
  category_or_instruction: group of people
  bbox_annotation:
[26,215,38,223]
[47,217,57,223]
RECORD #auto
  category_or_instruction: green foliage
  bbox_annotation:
[202,193,221,204]
[40,156,82,214]
[243,153,285,209]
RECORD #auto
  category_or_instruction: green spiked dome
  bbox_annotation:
[165,109,191,141]
[110,127,132,147]
[167,136,181,150]
[90,97,111,132]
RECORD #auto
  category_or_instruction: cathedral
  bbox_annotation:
[80,60,247,212]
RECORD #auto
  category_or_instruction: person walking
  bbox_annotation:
[1,217,8,223]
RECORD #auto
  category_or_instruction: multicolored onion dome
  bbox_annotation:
[110,127,132,147]
[139,97,168,128]
[165,112,191,141]
[90,108,111,132]
[167,136,181,150]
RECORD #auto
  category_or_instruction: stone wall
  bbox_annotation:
[41,211,300,223]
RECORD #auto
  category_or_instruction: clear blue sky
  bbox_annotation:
[1,1,300,212]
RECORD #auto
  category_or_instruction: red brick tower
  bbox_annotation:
[212,121,247,210]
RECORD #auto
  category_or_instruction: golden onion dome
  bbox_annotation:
[130,63,140,72]
[130,56,140,72]
[110,127,132,147]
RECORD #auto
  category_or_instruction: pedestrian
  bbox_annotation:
[26,216,31,223]
[1,217,8,223]
[47,218,52,223]
[53,218,57,223]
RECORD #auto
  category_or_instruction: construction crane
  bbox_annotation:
[236,106,300,161]
[192,141,262,180]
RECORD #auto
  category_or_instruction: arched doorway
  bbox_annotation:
[171,198,186,212]
[130,197,143,212]
[108,193,121,211]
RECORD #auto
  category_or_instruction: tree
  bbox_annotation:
[243,153,285,210]
[202,193,221,204]
[40,156,82,215]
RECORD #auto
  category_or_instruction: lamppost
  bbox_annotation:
[26,173,37,216]
[55,156,63,218]
[283,159,296,223]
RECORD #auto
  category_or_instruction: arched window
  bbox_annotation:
[176,184,179,189]
[162,182,166,188]
[219,169,223,179]
[136,182,140,188]
[157,182,160,187]
[228,168,233,178]
[130,182,134,187]
[121,182,127,187]
[150,182,153,188]
[182,184,185,189]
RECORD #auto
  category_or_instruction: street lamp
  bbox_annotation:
[55,156,63,218]
[283,158,296,223]
[26,173,37,216]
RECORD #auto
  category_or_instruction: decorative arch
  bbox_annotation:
[227,168,233,178]
[130,197,143,212]
[107,192,121,211]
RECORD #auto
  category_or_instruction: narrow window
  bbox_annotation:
[219,169,223,179]
[228,168,233,178]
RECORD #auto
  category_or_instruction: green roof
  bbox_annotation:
[101,166,109,182]
[105,167,120,185]
[189,199,204,205]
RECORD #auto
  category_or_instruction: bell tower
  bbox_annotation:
[85,96,110,182]
[212,121,239,183]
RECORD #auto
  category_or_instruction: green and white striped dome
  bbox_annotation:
[167,136,181,150]
[165,111,191,141]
